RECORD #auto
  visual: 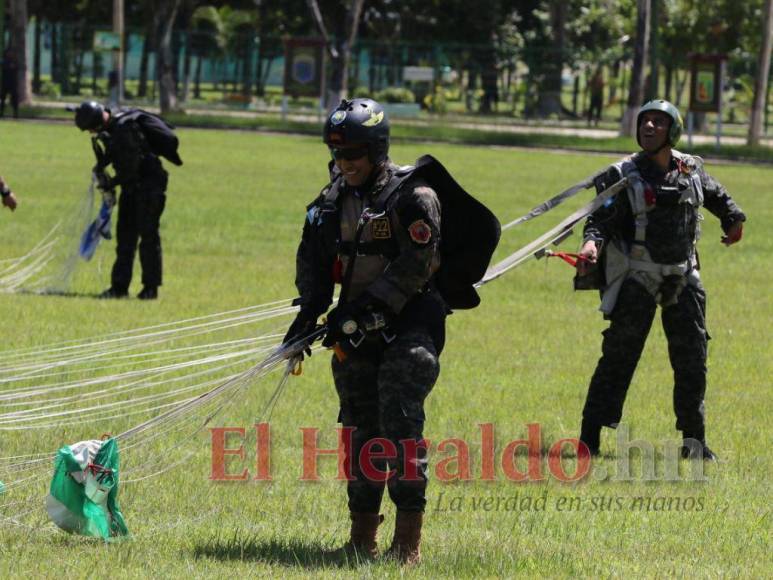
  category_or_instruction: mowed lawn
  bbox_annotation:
[0,120,770,577]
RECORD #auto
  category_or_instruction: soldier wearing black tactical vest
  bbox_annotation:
[71,101,182,300]
[575,100,746,460]
[283,98,447,565]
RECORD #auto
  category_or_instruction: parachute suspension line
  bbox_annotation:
[500,169,605,232]
[0,303,297,374]
[478,177,628,285]
[0,298,293,362]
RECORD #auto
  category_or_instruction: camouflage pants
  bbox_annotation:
[583,278,709,436]
[331,327,441,514]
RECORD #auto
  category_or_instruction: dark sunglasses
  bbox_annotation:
[330,146,369,161]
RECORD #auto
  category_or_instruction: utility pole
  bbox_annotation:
[113,0,124,104]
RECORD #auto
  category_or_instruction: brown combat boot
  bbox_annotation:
[330,512,383,560]
[385,510,423,565]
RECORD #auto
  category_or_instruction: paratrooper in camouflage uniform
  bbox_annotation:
[284,98,446,564]
[576,100,746,460]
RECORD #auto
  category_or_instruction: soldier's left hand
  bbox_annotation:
[721,221,743,246]
[2,192,18,211]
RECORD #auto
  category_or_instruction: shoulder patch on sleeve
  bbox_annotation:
[408,220,432,244]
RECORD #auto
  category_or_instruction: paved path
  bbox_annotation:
[35,99,773,147]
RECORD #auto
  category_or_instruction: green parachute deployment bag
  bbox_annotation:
[45,438,129,541]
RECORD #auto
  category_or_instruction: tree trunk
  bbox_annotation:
[255,35,265,97]
[479,47,498,114]
[73,22,85,95]
[181,29,192,102]
[572,73,579,116]
[158,0,181,114]
[73,42,84,94]
[138,25,152,98]
[32,15,41,93]
[10,0,31,105]
[194,54,202,99]
[674,67,688,107]
[51,22,59,84]
[748,0,773,145]
[609,59,621,104]
[536,1,565,117]
[92,51,102,95]
[59,23,73,94]
[242,33,253,98]
[307,0,365,108]
[466,66,478,112]
[621,0,651,136]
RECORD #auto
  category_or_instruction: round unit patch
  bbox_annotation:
[330,110,347,125]
[408,220,432,244]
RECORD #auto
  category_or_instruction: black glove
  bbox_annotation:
[94,169,114,193]
[282,310,318,357]
[322,293,392,348]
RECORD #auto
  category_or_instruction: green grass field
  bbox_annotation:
[0,120,770,577]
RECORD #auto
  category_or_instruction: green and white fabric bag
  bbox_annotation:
[46,438,129,541]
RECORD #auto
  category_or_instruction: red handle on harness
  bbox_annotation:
[544,250,590,268]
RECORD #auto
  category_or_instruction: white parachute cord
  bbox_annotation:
[0,340,273,404]
[478,177,628,285]
[116,331,323,444]
[0,222,61,278]
[0,349,265,425]
[0,304,296,375]
[118,349,314,538]
[0,355,264,429]
[18,174,99,295]
[0,320,280,384]
[0,338,321,531]
[0,300,290,360]
[0,334,274,388]
[120,344,296,479]
[500,169,606,231]
[0,298,295,365]
[0,238,58,289]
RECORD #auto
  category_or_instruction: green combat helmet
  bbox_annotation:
[636,99,683,148]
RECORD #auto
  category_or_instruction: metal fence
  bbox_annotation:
[10,21,772,127]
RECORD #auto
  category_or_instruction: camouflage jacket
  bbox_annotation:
[294,160,441,317]
[583,151,746,264]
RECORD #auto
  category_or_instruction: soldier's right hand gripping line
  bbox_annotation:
[280,303,328,374]
[318,207,394,361]
[90,135,117,211]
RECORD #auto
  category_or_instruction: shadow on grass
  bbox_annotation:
[192,535,371,569]
[16,289,134,300]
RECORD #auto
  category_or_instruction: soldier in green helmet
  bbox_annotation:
[575,99,746,460]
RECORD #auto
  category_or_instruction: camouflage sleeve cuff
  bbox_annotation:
[720,212,746,232]
[583,231,606,245]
